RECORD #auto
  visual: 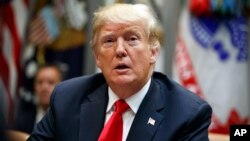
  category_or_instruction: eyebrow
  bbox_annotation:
[99,25,146,39]
[99,30,116,39]
[123,26,147,37]
[124,26,143,32]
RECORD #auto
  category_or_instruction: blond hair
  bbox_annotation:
[91,3,163,49]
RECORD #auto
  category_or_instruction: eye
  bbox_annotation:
[36,80,42,85]
[127,35,139,46]
[49,80,56,85]
[129,36,138,41]
[105,38,114,43]
[102,37,115,47]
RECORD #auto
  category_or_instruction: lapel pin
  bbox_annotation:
[147,117,155,126]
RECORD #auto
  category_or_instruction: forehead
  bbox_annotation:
[99,22,147,36]
[36,68,59,78]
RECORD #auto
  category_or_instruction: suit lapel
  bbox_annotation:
[127,80,166,141]
[79,84,108,141]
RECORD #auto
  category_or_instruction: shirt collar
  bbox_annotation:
[107,78,151,114]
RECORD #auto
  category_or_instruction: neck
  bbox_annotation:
[110,78,150,99]
[39,104,49,111]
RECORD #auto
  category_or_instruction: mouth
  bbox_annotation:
[114,63,130,70]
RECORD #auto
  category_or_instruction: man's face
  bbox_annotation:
[94,22,158,89]
[35,67,61,108]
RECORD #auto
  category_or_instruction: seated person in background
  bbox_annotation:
[13,64,62,134]
[28,3,212,141]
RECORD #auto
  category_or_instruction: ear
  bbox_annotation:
[150,46,159,64]
[93,49,101,68]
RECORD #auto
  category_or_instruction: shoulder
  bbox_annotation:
[55,73,105,93]
[50,73,106,104]
[152,72,212,131]
[152,71,211,113]
[58,73,105,89]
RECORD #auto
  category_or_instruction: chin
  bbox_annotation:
[112,76,135,86]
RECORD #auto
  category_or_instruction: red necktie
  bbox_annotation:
[98,99,129,141]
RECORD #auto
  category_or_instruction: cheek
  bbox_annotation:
[131,54,150,71]
[132,49,151,63]
[98,51,115,65]
[35,85,41,92]
[48,85,55,93]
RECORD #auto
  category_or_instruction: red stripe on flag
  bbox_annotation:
[175,36,204,98]
[24,0,29,8]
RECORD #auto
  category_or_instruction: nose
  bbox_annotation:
[40,81,51,89]
[115,38,127,58]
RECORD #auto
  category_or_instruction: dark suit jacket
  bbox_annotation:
[27,72,212,141]
[0,109,8,141]
[12,100,37,134]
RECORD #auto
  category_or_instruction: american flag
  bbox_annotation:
[28,5,59,46]
[0,0,29,124]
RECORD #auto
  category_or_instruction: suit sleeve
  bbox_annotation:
[177,102,212,141]
[26,93,57,141]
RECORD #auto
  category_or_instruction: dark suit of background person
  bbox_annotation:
[0,109,8,141]
[27,3,212,141]
[12,64,62,134]
[12,101,36,133]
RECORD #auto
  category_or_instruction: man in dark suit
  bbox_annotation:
[27,3,212,141]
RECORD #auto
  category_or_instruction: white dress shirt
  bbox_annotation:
[35,106,46,124]
[105,78,151,141]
